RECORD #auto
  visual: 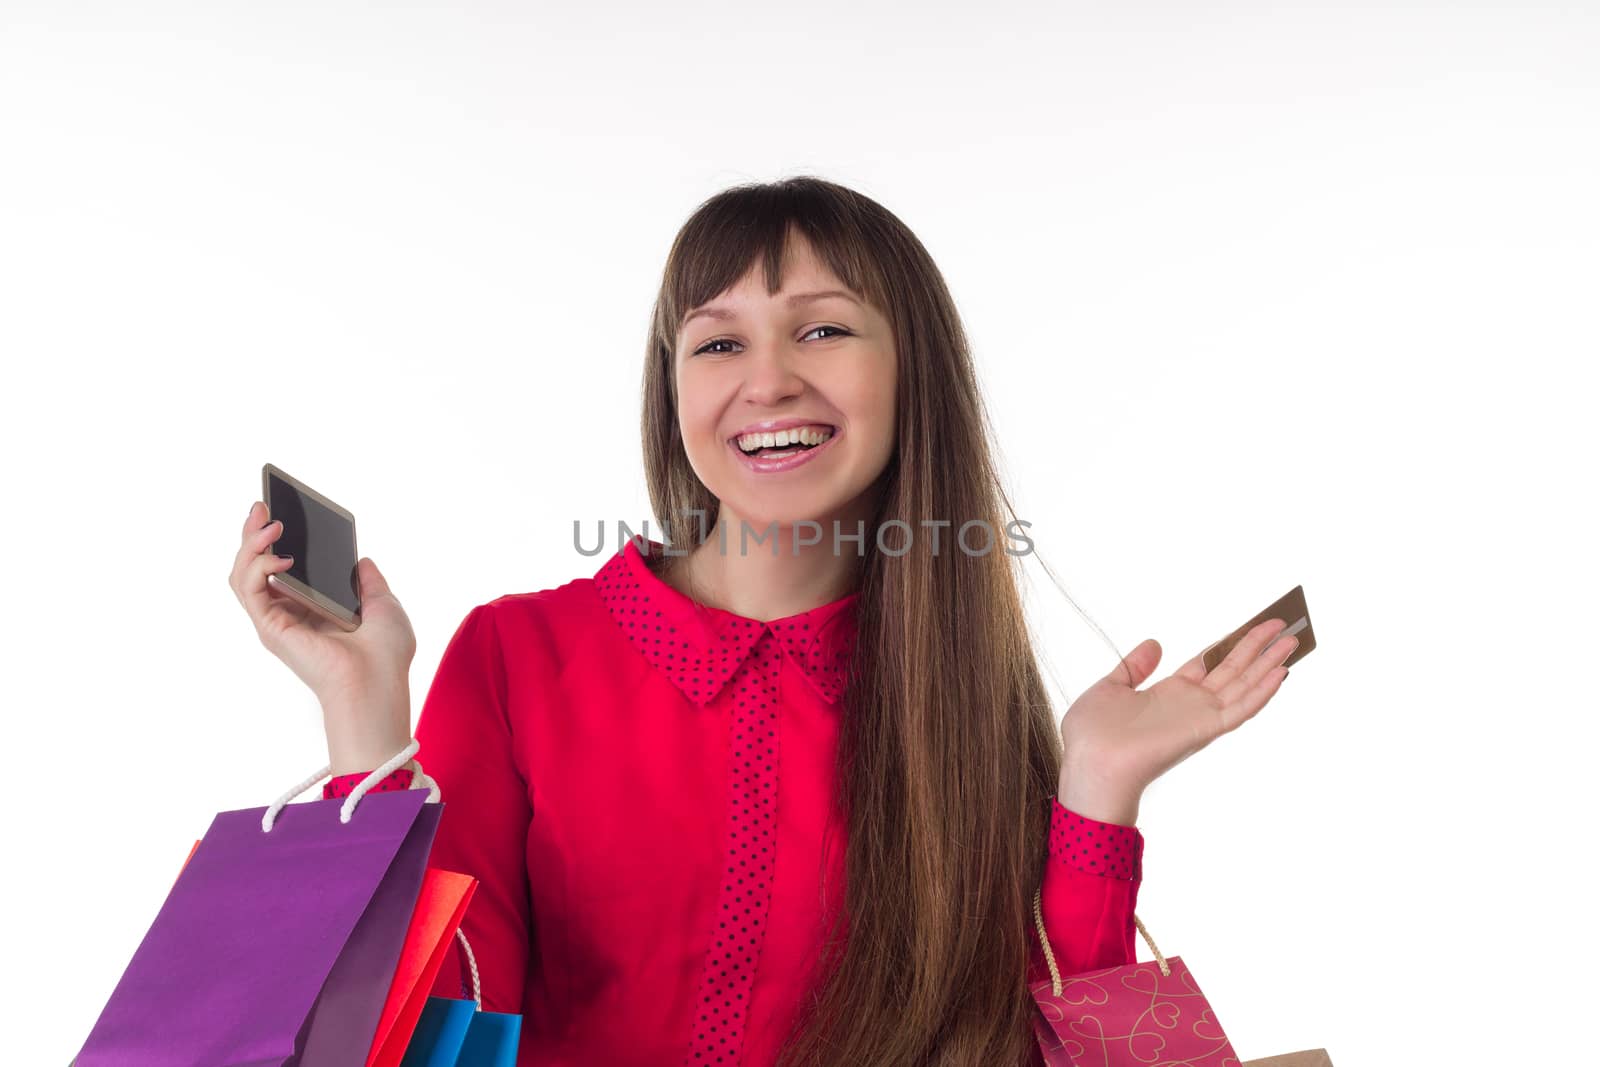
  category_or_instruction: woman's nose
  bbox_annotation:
[739,342,806,404]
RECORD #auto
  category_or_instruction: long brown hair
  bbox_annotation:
[641,176,1067,1065]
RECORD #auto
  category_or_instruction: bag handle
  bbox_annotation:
[455,928,483,1010]
[256,741,490,1014]
[1031,886,1170,997]
[261,739,441,832]
[261,745,489,1012]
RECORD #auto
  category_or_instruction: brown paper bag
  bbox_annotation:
[1241,1050,1334,1067]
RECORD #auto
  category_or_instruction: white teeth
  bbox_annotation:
[735,424,833,453]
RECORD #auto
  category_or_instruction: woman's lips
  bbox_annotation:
[728,428,840,473]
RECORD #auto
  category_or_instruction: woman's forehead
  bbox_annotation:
[682,259,860,328]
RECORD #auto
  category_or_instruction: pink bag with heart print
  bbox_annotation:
[1029,888,1334,1067]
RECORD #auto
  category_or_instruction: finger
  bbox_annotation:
[230,520,286,605]
[355,557,393,603]
[1215,659,1291,735]
[237,541,297,631]
[1201,618,1289,693]
[262,579,315,626]
[230,503,278,591]
[1177,618,1287,686]
[241,499,267,539]
[1098,637,1162,690]
[1215,632,1297,712]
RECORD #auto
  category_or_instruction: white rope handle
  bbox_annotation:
[455,928,483,1010]
[261,739,441,831]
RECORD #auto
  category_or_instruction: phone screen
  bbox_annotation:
[264,468,360,615]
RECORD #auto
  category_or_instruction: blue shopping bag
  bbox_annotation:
[457,1009,521,1066]
[400,997,475,1067]
[399,931,522,1067]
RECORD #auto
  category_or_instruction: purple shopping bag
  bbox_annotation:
[76,785,441,1067]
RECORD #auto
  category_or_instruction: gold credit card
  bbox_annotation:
[1201,584,1316,673]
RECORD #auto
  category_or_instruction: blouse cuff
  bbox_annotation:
[1050,796,1143,881]
[322,767,416,800]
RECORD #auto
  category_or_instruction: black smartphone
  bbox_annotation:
[261,463,362,631]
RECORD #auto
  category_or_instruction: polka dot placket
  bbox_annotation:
[685,632,783,1065]
[594,541,855,1064]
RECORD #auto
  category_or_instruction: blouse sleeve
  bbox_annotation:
[322,767,415,798]
[1027,797,1144,988]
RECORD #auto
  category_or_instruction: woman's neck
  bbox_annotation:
[659,512,863,621]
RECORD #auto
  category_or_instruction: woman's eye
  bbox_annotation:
[692,325,851,356]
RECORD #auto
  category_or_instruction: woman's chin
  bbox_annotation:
[709,497,857,546]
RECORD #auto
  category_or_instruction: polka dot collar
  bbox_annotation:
[593,536,860,707]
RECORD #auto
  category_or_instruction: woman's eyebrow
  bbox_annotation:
[681,289,862,330]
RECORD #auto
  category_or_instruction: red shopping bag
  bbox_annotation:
[1029,888,1335,1066]
[365,868,479,1067]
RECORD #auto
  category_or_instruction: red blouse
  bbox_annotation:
[322,537,1144,1066]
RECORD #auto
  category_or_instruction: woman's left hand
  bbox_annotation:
[1057,619,1298,824]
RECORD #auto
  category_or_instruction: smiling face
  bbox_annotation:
[673,229,897,538]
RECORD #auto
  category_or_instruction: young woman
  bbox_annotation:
[230,176,1297,1067]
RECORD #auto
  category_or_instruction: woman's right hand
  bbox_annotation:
[230,500,417,774]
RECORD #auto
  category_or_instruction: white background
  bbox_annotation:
[4,3,1595,1063]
